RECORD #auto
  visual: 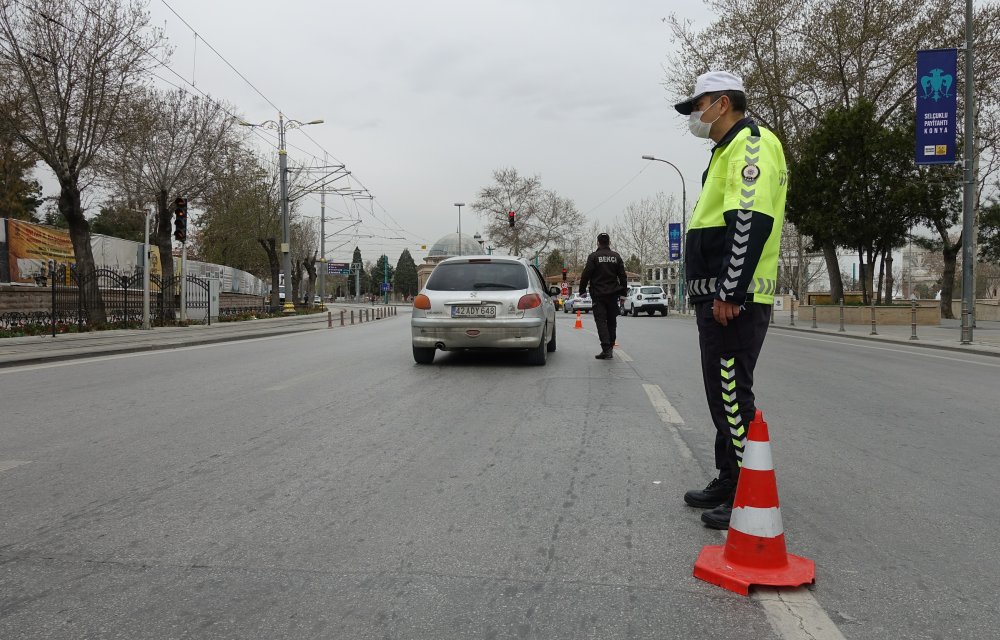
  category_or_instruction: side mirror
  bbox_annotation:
[548,285,560,296]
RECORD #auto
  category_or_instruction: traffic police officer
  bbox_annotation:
[578,232,627,360]
[674,71,787,529]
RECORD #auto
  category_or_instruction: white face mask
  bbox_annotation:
[688,97,723,138]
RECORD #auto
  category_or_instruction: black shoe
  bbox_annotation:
[683,478,735,508]
[594,348,613,360]
[701,499,733,530]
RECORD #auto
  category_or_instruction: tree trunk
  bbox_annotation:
[940,241,960,320]
[59,176,106,326]
[822,242,843,302]
[291,259,303,307]
[876,249,885,305]
[884,252,894,304]
[258,238,280,310]
[154,189,175,289]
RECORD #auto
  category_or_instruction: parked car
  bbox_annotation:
[563,293,593,314]
[623,285,669,316]
[410,256,559,365]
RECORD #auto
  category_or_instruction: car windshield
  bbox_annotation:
[426,262,528,291]
[640,287,662,294]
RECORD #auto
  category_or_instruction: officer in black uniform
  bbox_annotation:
[578,233,627,359]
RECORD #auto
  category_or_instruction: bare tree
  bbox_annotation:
[198,148,283,308]
[663,0,962,303]
[0,0,165,324]
[612,193,677,283]
[101,86,238,285]
[778,222,827,298]
[472,167,543,256]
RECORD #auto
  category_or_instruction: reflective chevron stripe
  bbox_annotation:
[688,277,776,298]
[720,357,746,466]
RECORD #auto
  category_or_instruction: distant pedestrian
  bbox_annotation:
[673,71,788,529]
[578,232,628,359]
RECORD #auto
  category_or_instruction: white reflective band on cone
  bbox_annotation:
[742,440,773,471]
[731,506,784,538]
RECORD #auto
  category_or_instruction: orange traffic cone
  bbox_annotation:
[693,410,815,595]
[574,310,583,329]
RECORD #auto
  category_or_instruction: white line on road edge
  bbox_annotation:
[0,460,32,473]
[642,384,684,424]
[753,587,847,640]
[642,384,692,461]
[614,349,633,362]
[711,521,845,639]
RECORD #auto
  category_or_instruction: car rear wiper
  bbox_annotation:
[472,282,519,289]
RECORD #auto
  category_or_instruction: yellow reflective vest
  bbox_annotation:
[686,119,787,306]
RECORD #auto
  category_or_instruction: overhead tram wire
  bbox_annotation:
[157,0,426,246]
[26,0,282,156]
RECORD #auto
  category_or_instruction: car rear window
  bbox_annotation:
[640,287,663,294]
[426,262,529,291]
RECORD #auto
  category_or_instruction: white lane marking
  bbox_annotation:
[754,587,847,640]
[614,349,633,362]
[782,333,1000,368]
[0,460,32,473]
[642,384,692,461]
[642,384,684,424]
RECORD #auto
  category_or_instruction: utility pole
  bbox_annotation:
[383,254,389,305]
[960,0,976,343]
[319,152,327,305]
[143,209,152,330]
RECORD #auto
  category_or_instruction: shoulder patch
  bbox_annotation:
[741,164,760,184]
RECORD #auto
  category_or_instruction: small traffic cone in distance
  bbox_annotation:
[574,310,583,329]
[693,410,815,596]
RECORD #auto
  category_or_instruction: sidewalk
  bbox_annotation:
[763,309,1000,357]
[665,307,1000,358]
[0,305,401,368]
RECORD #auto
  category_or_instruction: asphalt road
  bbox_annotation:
[1,308,997,639]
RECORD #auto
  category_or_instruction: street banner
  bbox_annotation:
[916,48,957,165]
[6,219,75,283]
[668,223,681,261]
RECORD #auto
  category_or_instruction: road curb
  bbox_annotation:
[769,323,1000,358]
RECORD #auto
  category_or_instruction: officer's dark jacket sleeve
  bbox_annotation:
[579,253,595,294]
[716,209,773,305]
[615,254,627,292]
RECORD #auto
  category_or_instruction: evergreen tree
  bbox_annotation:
[543,249,566,277]
[349,246,365,297]
[0,134,42,221]
[394,248,419,298]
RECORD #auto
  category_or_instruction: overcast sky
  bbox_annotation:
[45,1,721,266]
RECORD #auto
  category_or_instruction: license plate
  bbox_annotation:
[452,305,496,318]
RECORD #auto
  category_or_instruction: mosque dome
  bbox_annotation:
[427,232,485,259]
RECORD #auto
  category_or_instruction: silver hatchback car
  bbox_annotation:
[411,256,559,365]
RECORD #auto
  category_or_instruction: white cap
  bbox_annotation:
[674,71,745,115]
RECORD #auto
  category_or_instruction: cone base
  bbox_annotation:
[693,544,815,596]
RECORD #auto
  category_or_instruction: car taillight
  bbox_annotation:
[413,294,431,310]
[517,294,541,310]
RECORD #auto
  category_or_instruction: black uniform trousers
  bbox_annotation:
[695,301,771,483]
[591,294,620,349]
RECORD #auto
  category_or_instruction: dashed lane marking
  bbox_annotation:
[0,460,32,473]
[642,383,692,461]
[642,383,684,425]
[614,349,633,362]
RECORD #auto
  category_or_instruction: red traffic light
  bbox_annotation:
[508,211,516,228]
[562,267,567,278]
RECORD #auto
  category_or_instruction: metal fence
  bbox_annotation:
[0,266,214,333]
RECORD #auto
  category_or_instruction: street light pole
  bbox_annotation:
[642,155,687,313]
[319,151,327,306]
[454,202,465,252]
[240,114,324,314]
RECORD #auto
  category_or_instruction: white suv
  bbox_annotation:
[623,285,669,316]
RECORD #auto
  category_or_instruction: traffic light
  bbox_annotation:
[562,267,567,280]
[173,197,188,242]
[508,211,516,228]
